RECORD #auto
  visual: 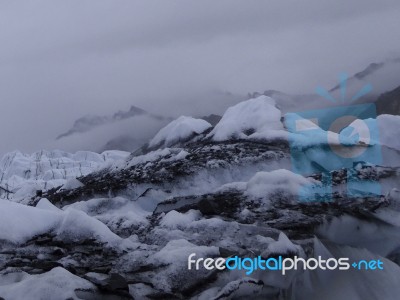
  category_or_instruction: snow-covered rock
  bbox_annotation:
[208,96,286,141]
[60,178,84,190]
[211,277,264,300]
[0,200,62,244]
[262,232,303,256]
[245,169,318,202]
[36,198,62,212]
[0,267,96,300]
[0,199,123,246]
[149,116,211,148]
[160,209,202,229]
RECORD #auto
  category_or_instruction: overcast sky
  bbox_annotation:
[0,0,400,155]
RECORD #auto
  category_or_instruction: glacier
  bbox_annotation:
[0,96,400,299]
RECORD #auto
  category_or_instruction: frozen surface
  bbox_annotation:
[160,209,202,229]
[0,149,129,201]
[209,96,286,141]
[0,199,123,246]
[245,169,318,202]
[149,116,211,148]
[0,267,96,300]
[0,200,62,244]
[0,97,400,299]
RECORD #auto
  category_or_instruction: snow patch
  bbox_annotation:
[61,178,84,190]
[0,149,129,201]
[0,267,95,300]
[36,198,62,212]
[149,116,211,148]
[0,200,123,246]
[160,210,202,229]
[0,200,62,244]
[245,169,318,202]
[209,96,285,141]
[263,232,302,256]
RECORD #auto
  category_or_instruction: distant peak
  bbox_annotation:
[354,62,385,80]
[129,105,146,113]
[57,104,149,140]
[113,105,147,120]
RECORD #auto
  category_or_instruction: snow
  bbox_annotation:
[151,239,219,266]
[0,149,129,201]
[0,95,399,299]
[208,96,286,141]
[337,114,400,166]
[0,267,95,300]
[285,112,376,149]
[65,196,150,233]
[292,114,400,154]
[0,199,123,246]
[124,148,192,169]
[263,232,302,256]
[216,181,247,193]
[125,148,172,168]
[215,169,321,205]
[377,114,400,151]
[0,200,61,244]
[161,150,189,162]
[148,239,220,292]
[160,209,202,229]
[56,209,122,244]
[285,113,330,148]
[245,169,318,202]
[101,150,131,161]
[317,214,400,257]
[60,178,84,190]
[149,116,211,148]
[36,198,62,212]
[212,277,264,300]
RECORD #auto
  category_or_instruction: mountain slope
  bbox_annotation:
[2,96,400,299]
[56,105,148,140]
[376,85,400,115]
[50,106,172,154]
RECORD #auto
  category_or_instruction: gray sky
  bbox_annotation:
[0,0,400,155]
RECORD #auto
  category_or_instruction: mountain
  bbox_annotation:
[248,58,400,116]
[376,85,400,115]
[330,58,400,97]
[46,58,400,159]
[101,135,143,152]
[52,105,172,154]
[56,105,147,140]
[354,62,385,80]
[330,62,385,92]
[1,96,400,298]
[200,114,221,126]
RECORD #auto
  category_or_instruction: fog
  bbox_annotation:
[0,0,399,155]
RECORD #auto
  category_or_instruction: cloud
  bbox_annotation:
[0,0,399,155]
